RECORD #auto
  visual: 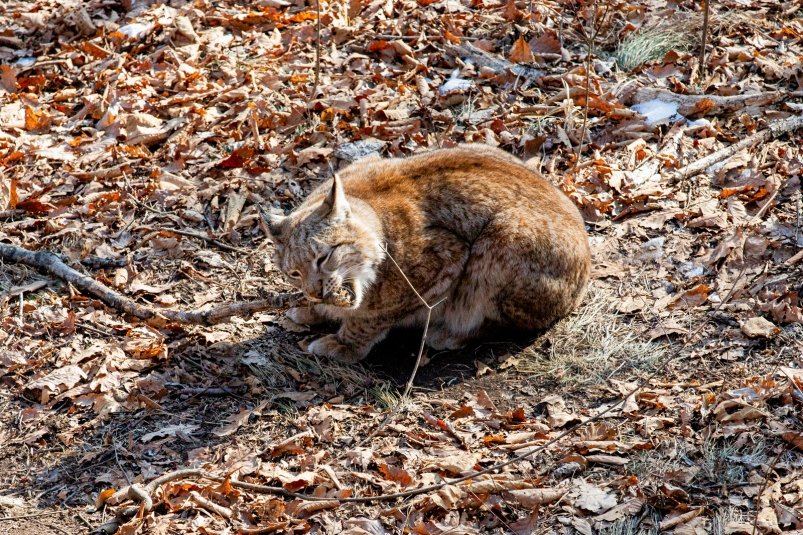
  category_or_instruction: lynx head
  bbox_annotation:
[262,175,384,308]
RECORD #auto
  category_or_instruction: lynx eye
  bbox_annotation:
[288,270,302,279]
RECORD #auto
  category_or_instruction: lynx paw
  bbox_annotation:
[307,335,365,363]
[286,306,326,326]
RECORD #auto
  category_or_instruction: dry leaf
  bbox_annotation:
[509,36,535,63]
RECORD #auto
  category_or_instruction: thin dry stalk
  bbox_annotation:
[352,245,446,449]
[381,244,447,400]
[572,0,610,169]
[698,0,711,81]
[751,444,789,535]
[309,0,322,102]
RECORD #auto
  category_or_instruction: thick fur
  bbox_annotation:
[264,144,591,363]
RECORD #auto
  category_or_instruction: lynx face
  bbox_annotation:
[263,175,384,309]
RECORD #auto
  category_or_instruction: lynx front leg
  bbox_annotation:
[307,318,390,363]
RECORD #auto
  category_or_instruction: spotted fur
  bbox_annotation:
[263,144,591,363]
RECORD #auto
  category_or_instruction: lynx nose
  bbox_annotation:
[305,289,323,301]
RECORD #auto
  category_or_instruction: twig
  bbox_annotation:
[443,41,542,81]
[380,244,447,400]
[698,0,711,81]
[0,243,303,326]
[0,510,63,521]
[673,114,803,179]
[572,0,610,169]
[633,88,783,117]
[0,209,24,219]
[751,443,789,535]
[76,255,130,269]
[189,491,233,519]
[574,32,592,168]
[309,0,322,102]
[152,227,248,254]
[352,244,447,449]
[169,385,245,397]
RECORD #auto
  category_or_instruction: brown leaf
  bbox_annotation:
[503,0,523,21]
[671,284,709,309]
[573,480,617,513]
[740,316,780,339]
[530,30,561,55]
[509,36,535,64]
[26,365,87,404]
[782,431,803,451]
[378,463,413,487]
[24,105,52,132]
[506,488,566,507]
[448,404,475,419]
[0,64,16,93]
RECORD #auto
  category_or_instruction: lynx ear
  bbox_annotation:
[322,174,350,220]
[259,205,288,242]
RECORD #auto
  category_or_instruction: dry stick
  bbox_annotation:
[159,227,249,254]
[0,243,303,326]
[572,1,610,170]
[750,443,789,535]
[443,41,542,82]
[572,2,595,169]
[380,244,448,400]
[309,0,322,102]
[353,245,447,449]
[698,0,711,81]
[632,88,784,117]
[673,114,803,180]
[0,209,24,219]
[0,510,64,522]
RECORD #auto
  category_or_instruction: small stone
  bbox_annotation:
[740,316,780,339]
[333,138,386,162]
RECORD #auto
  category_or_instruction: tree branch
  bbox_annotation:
[0,243,302,326]
[673,114,803,179]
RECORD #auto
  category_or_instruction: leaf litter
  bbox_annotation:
[1,0,802,533]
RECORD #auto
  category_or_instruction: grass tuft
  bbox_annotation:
[370,384,402,410]
[520,287,664,386]
[615,27,693,71]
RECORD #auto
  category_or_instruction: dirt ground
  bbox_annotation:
[1,0,802,533]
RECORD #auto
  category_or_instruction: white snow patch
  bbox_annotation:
[631,98,682,125]
[118,22,155,39]
[439,69,474,96]
[15,57,37,67]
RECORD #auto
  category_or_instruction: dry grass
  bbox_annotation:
[241,338,375,397]
[519,287,664,386]
[597,518,647,535]
[711,507,745,535]
[615,26,693,71]
[370,384,402,410]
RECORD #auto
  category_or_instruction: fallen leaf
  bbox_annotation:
[509,36,535,63]
[740,316,780,339]
[573,480,617,513]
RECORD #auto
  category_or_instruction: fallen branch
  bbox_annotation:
[0,209,24,219]
[634,87,784,117]
[673,114,803,179]
[0,243,302,326]
[444,41,542,82]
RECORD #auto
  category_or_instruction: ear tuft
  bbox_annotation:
[322,174,350,220]
[259,205,288,241]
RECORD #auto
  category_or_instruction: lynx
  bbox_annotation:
[263,144,591,363]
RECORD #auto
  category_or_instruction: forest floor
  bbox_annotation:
[1,0,802,533]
